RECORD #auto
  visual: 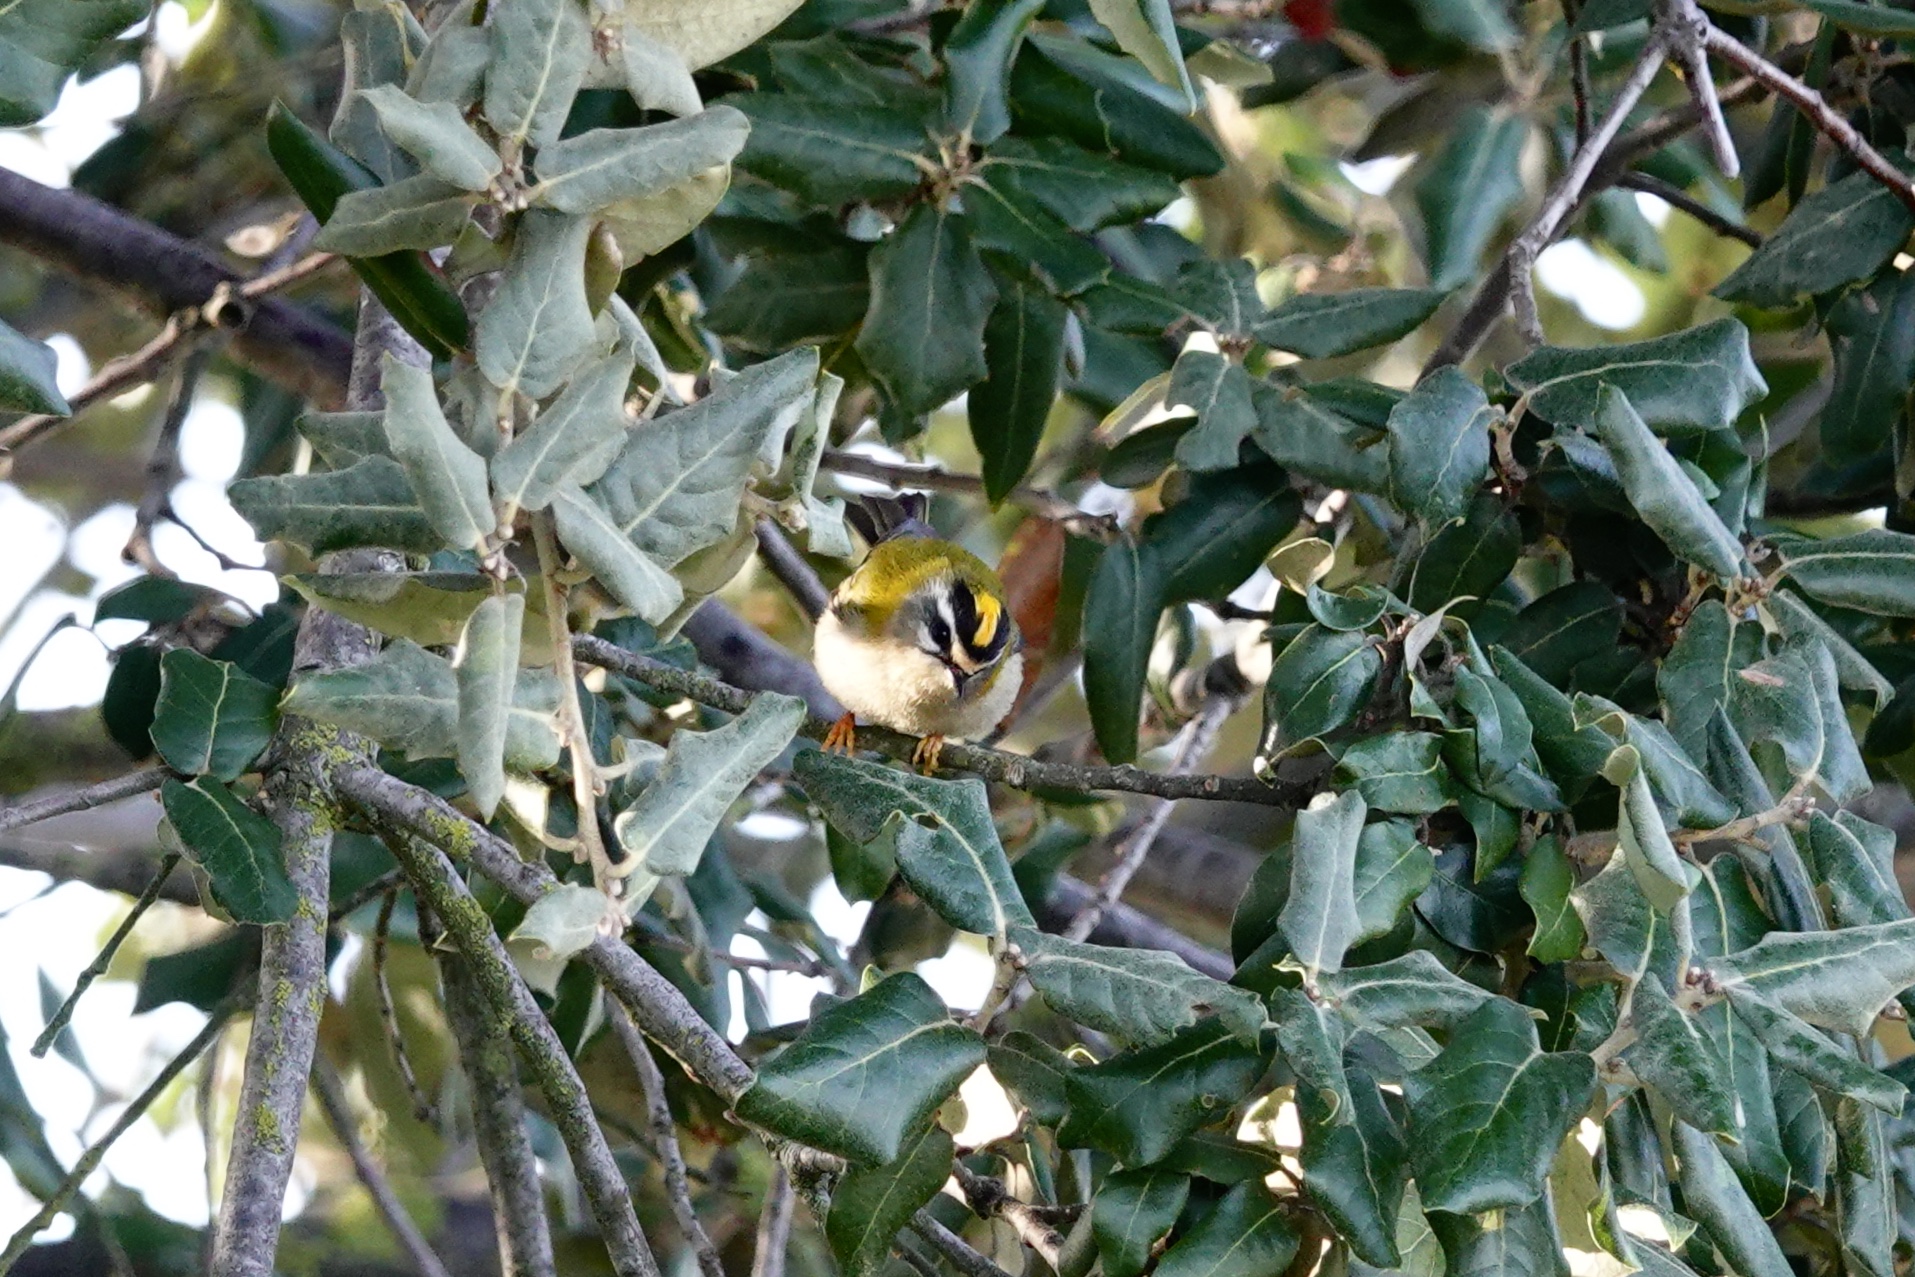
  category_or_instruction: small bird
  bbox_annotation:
[813,494,1023,771]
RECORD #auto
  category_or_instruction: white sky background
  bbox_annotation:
[0,7,1653,1242]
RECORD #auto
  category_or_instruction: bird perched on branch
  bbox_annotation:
[813,494,1023,771]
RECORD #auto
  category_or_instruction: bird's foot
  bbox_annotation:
[823,713,858,756]
[912,734,947,774]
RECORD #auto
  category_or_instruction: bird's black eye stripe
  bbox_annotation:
[947,581,977,649]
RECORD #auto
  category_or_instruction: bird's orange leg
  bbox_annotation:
[823,713,858,756]
[912,734,947,774]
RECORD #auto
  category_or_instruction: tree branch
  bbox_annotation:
[910,1211,1016,1277]
[754,518,832,623]
[310,1055,454,1277]
[609,1004,726,1277]
[574,634,1302,807]
[0,168,351,408]
[750,1165,796,1277]
[1036,874,1234,980]
[1615,171,1762,247]
[680,600,842,717]
[951,1165,1069,1269]
[32,851,180,1058]
[383,831,661,1277]
[0,766,169,836]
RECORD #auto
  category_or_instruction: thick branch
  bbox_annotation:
[574,634,1302,807]
[310,1056,454,1277]
[609,1005,725,1277]
[0,168,352,407]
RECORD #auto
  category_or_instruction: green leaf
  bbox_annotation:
[1519,835,1585,962]
[1804,811,1908,930]
[282,639,561,770]
[1254,287,1447,360]
[1613,754,1692,914]
[1402,493,1520,616]
[1670,1122,1793,1277]
[1405,999,1597,1214]
[1306,582,1390,632]
[1500,581,1622,687]
[1625,975,1738,1137]
[1276,791,1368,980]
[1081,536,1160,766]
[1715,162,1915,308]
[453,593,520,821]
[531,108,749,214]
[0,0,145,127]
[1093,1168,1190,1277]
[1169,259,1264,340]
[1571,846,1666,986]
[1411,0,1517,50]
[735,973,984,1164]
[1012,926,1264,1047]
[509,882,611,968]
[1614,713,1739,829]
[160,779,296,925]
[484,0,590,151]
[1336,733,1451,815]
[1351,820,1436,943]
[793,750,1036,938]
[1763,588,1892,708]
[969,278,1067,504]
[1797,0,1915,34]
[1086,0,1195,107]
[706,244,871,351]
[0,318,67,415]
[1007,40,1222,180]
[989,1031,1072,1125]
[856,205,998,420]
[614,693,804,876]
[1489,647,1613,786]
[1822,266,1915,464]
[1427,1195,1565,1277]
[1167,350,1259,473]
[1251,383,1391,494]
[1271,985,1352,1124]
[1726,985,1905,1113]
[1593,386,1744,578]
[1386,366,1493,527]
[1057,1018,1265,1165]
[550,485,685,624]
[1152,1183,1299,1277]
[731,94,932,205]
[491,348,635,513]
[963,182,1109,295]
[406,20,489,106]
[1505,318,1766,436]
[587,346,818,566]
[826,1123,955,1277]
[283,571,550,661]
[1415,107,1529,291]
[1773,528,1915,617]
[330,6,423,181]
[381,354,493,551]
[296,409,389,468]
[1315,951,1499,1031]
[944,0,1046,142]
[476,209,598,400]
[624,0,807,70]
[1655,600,1752,761]
[355,84,500,190]
[1146,464,1301,601]
[1259,627,1382,761]
[229,456,442,555]
[1707,917,1915,1040]
[980,136,1180,231]
[150,650,279,783]
[1299,1064,1408,1268]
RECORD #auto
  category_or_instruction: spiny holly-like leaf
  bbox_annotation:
[1255,287,1447,360]
[490,348,635,513]
[1057,1018,1265,1166]
[1299,1062,1408,1269]
[1385,366,1493,526]
[1405,998,1597,1214]
[1315,950,1499,1031]
[1010,926,1265,1046]
[1351,820,1436,943]
[1167,349,1259,473]
[228,456,442,555]
[531,107,749,214]
[1763,588,1893,707]
[826,1124,955,1277]
[1804,811,1908,930]
[150,650,279,782]
[485,0,590,151]
[734,972,984,1164]
[160,779,296,925]
[381,353,493,551]
[1625,975,1738,1137]
[1336,733,1450,815]
[1519,835,1585,962]
[855,204,997,421]
[1706,917,1915,1040]
[1505,318,1766,436]
[613,693,805,877]
[1093,1168,1189,1277]
[794,750,1035,939]
[475,209,598,400]
[1277,790,1368,980]
[283,639,560,769]
[1593,385,1744,579]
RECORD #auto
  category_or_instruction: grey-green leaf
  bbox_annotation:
[531,108,750,214]
[1336,732,1450,815]
[357,84,500,189]
[1671,1122,1793,1277]
[1278,790,1368,980]
[1805,811,1908,930]
[1773,528,1915,617]
[160,778,296,925]
[614,693,805,876]
[476,209,598,400]
[1726,985,1906,1113]
[1593,385,1744,578]
[733,972,984,1164]
[1010,926,1264,1047]
[1352,820,1436,943]
[1299,1064,1408,1269]
[1520,835,1585,962]
[1504,318,1766,436]
[381,353,494,551]
[151,649,279,782]
[454,593,522,821]
[1706,917,1915,1040]
[1316,951,1499,1031]
[549,485,684,624]
[228,456,442,555]
[485,0,590,151]
[312,174,476,255]
[1386,366,1493,526]
[1255,287,1447,360]
[1406,998,1597,1214]
[491,348,635,512]
[1626,975,1738,1137]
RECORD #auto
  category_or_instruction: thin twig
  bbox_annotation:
[1663,0,1738,177]
[0,766,170,835]
[755,519,832,623]
[1702,24,1915,215]
[822,449,1117,538]
[910,1211,1017,1277]
[0,1000,238,1270]
[310,1055,453,1277]
[533,513,620,892]
[330,867,406,923]
[384,831,660,1277]
[573,634,1306,808]
[609,1004,725,1277]
[31,852,181,1058]
[125,344,219,576]
[374,887,434,1124]
[1615,171,1763,247]
[951,1165,1073,1269]
[1564,0,1592,145]
[750,1165,796,1277]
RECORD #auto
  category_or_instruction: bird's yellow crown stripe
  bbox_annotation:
[972,593,1001,647]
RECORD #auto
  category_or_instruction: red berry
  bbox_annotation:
[1283,0,1335,40]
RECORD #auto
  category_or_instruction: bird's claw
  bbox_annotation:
[823,713,858,756]
[912,734,947,774]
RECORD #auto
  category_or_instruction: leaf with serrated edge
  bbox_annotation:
[1337,733,1450,815]
[160,778,296,925]
[1299,1062,1408,1268]
[1519,835,1585,962]
[491,347,635,513]
[1278,790,1367,980]
[151,649,279,782]
[531,108,748,214]
[733,973,984,1164]
[1010,926,1264,1046]
[1317,950,1498,1030]
[454,593,521,819]
[614,693,804,876]
[1167,349,1258,472]
[380,353,493,552]
[1351,819,1435,944]
[476,209,597,400]
[1763,588,1892,707]
[826,1124,955,1277]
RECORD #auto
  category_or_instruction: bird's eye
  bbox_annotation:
[928,617,951,650]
